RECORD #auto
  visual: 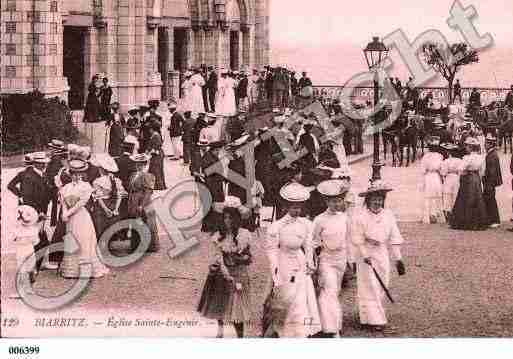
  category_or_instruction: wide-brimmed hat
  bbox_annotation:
[130,153,150,163]
[440,143,459,151]
[47,139,66,150]
[330,167,352,180]
[485,133,498,143]
[17,205,40,227]
[68,159,89,172]
[359,180,393,198]
[280,182,311,202]
[197,139,210,147]
[464,137,480,146]
[317,179,349,197]
[94,153,119,173]
[30,152,51,165]
[76,146,91,161]
[213,196,251,217]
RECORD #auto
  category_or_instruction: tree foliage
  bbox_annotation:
[2,91,79,154]
[421,42,479,102]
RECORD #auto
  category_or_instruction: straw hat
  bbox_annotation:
[359,180,393,198]
[47,139,66,151]
[280,182,311,202]
[130,153,150,163]
[464,137,480,146]
[95,153,119,173]
[17,205,40,227]
[29,152,50,164]
[317,179,349,197]
[68,159,89,172]
[485,133,498,143]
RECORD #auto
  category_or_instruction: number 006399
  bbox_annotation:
[8,346,40,355]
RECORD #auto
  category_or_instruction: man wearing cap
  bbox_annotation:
[297,120,320,171]
[483,134,503,228]
[8,152,52,272]
[264,182,321,338]
[312,180,350,337]
[206,66,218,112]
[107,102,126,157]
[167,102,184,160]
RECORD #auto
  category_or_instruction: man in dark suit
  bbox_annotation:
[200,141,226,232]
[168,102,184,160]
[483,134,503,228]
[206,66,218,112]
[505,85,513,111]
[107,102,126,157]
[116,142,138,191]
[237,72,249,112]
[8,153,51,271]
[297,120,320,171]
[45,140,68,227]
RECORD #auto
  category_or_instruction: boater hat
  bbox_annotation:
[359,180,393,198]
[280,182,311,202]
[17,205,40,227]
[485,133,498,143]
[68,159,89,173]
[47,139,66,151]
[30,152,51,164]
[317,179,349,197]
[130,153,150,163]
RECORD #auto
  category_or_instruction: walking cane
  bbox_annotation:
[368,262,395,303]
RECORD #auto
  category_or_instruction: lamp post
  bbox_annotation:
[363,36,389,182]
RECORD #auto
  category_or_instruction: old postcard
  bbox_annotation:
[1,0,513,350]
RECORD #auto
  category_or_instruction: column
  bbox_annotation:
[134,0,147,104]
[97,0,117,88]
[84,26,98,97]
[185,28,195,69]
[117,0,135,109]
[237,30,243,70]
[242,24,254,70]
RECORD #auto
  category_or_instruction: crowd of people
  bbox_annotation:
[8,66,513,338]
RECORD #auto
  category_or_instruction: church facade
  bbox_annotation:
[0,0,270,110]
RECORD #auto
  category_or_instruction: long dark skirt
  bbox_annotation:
[149,153,166,190]
[451,172,488,230]
[91,199,122,241]
[197,267,233,320]
[49,216,66,264]
[483,186,501,225]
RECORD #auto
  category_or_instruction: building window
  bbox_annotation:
[6,44,17,55]
[26,55,40,66]
[49,44,58,55]
[27,11,41,23]
[50,22,58,34]
[27,34,40,44]
[49,66,57,76]
[6,22,16,34]
[5,66,16,78]
[6,0,16,11]
[50,1,58,12]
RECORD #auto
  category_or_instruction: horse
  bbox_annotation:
[498,108,513,154]
[382,120,401,167]
[398,118,418,167]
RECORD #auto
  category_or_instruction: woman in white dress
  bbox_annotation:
[264,182,321,338]
[351,180,406,332]
[439,143,463,222]
[60,159,110,279]
[217,71,237,117]
[189,69,206,116]
[420,139,445,224]
[181,72,193,113]
[312,180,350,337]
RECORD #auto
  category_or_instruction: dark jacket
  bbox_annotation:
[169,112,184,137]
[116,154,138,191]
[108,114,126,157]
[182,117,197,144]
[237,77,249,99]
[206,72,218,92]
[8,167,50,214]
[483,149,503,188]
[201,150,225,203]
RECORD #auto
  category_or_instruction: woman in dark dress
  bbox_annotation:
[146,121,167,190]
[197,205,253,338]
[84,76,101,123]
[450,137,488,230]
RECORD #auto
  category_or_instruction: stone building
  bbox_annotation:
[0,0,270,110]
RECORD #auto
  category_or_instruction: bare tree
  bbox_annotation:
[421,42,479,104]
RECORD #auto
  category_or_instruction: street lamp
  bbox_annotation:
[363,36,389,182]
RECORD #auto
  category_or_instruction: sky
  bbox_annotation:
[269,0,513,48]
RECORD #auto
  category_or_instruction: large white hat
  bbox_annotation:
[28,152,50,164]
[317,179,349,197]
[17,205,40,227]
[94,153,119,173]
[280,182,311,202]
[359,180,393,198]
